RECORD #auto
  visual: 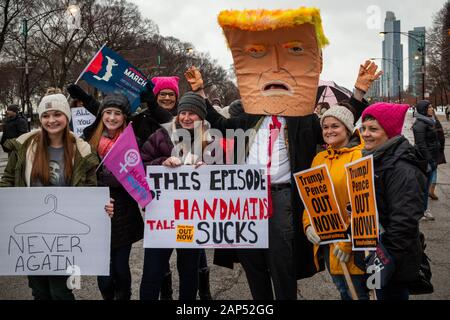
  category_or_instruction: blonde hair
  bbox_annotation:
[218,7,329,49]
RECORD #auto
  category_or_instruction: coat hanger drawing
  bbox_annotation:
[13,194,91,235]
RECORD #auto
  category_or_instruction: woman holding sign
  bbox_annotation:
[139,91,216,300]
[361,103,427,300]
[85,94,143,300]
[303,104,369,300]
[0,91,114,300]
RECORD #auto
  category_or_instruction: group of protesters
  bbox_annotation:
[0,6,442,302]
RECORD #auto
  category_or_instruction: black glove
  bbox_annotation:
[67,84,100,115]
[67,84,91,102]
[140,82,157,109]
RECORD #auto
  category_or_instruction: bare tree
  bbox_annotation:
[426,1,450,105]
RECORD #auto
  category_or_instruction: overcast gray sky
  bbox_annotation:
[132,0,446,90]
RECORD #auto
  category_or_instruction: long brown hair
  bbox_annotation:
[30,125,75,185]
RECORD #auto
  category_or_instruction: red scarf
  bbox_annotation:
[97,133,119,158]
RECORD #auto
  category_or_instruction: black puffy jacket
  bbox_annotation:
[97,166,144,249]
[370,136,427,284]
[412,113,440,164]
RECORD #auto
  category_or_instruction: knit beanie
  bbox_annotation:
[320,105,355,133]
[415,100,431,116]
[99,93,131,118]
[152,76,180,98]
[362,103,409,139]
[177,92,207,120]
[38,93,71,121]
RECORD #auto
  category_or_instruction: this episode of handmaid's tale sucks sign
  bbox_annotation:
[345,155,379,251]
[144,165,269,249]
[294,165,349,244]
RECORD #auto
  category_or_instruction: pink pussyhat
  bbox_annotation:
[361,103,410,139]
[151,76,180,98]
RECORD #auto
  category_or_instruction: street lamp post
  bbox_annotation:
[379,31,426,100]
[21,18,31,131]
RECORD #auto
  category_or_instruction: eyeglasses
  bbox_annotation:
[159,92,176,98]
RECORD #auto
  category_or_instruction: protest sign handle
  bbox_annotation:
[365,250,378,300]
[340,261,359,300]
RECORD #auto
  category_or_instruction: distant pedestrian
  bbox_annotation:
[412,100,440,221]
[1,105,29,153]
[429,108,446,200]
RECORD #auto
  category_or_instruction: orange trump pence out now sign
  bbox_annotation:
[294,165,349,244]
[345,155,379,251]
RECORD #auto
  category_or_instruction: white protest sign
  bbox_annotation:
[145,165,269,248]
[0,187,111,275]
[71,107,96,137]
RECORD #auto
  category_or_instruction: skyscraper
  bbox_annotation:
[408,27,426,98]
[381,12,404,100]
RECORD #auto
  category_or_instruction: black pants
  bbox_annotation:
[97,244,132,300]
[140,248,201,300]
[237,187,297,300]
[28,276,74,300]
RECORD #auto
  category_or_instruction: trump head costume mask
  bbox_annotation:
[218,7,329,116]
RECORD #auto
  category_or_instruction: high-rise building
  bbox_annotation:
[408,27,426,98]
[367,78,381,101]
[381,12,404,100]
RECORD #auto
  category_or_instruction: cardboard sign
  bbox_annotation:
[71,107,96,137]
[0,187,111,275]
[345,155,379,251]
[294,165,349,244]
[144,165,269,248]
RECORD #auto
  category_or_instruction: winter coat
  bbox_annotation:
[82,98,173,148]
[412,113,440,165]
[1,115,29,153]
[97,164,144,249]
[141,118,216,166]
[435,118,446,165]
[302,131,365,276]
[205,97,368,279]
[0,130,98,188]
[83,118,145,249]
[367,136,427,284]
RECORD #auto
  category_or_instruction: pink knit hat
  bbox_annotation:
[361,103,410,139]
[151,76,180,98]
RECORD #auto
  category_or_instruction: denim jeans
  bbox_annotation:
[323,245,369,300]
[97,244,132,300]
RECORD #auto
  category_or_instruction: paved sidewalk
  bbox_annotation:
[0,112,449,300]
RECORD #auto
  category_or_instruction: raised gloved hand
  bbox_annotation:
[67,83,100,115]
[184,66,204,92]
[140,82,157,109]
[354,60,383,93]
[305,226,321,245]
[67,84,91,103]
[333,243,351,263]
